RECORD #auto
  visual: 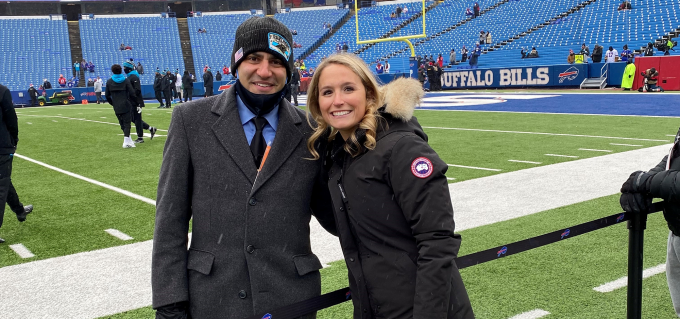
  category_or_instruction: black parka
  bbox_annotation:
[105,78,135,114]
[162,73,174,91]
[322,78,474,319]
[203,71,214,88]
[126,73,145,108]
[647,128,680,235]
[153,74,163,91]
[182,72,193,88]
[0,85,18,154]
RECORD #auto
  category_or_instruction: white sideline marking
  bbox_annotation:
[118,134,167,137]
[9,244,35,259]
[447,164,501,171]
[105,229,133,241]
[422,126,670,142]
[593,263,666,293]
[100,117,107,119]
[22,115,168,132]
[14,154,156,206]
[447,177,456,181]
[610,143,642,147]
[545,154,579,158]
[508,159,542,164]
[508,309,550,319]
[578,148,612,153]
[668,135,676,137]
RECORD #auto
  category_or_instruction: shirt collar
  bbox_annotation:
[235,94,279,131]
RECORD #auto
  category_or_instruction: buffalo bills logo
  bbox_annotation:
[561,229,570,239]
[268,32,291,61]
[558,66,579,83]
[411,157,433,178]
[616,213,625,223]
[497,246,507,257]
[345,291,352,300]
[262,314,272,319]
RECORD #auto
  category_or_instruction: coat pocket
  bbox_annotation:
[293,253,323,276]
[187,249,215,275]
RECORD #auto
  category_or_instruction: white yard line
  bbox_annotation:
[105,229,133,241]
[447,164,502,171]
[544,154,579,158]
[447,177,456,181]
[422,126,670,142]
[508,309,550,319]
[9,244,35,259]
[14,154,156,206]
[21,115,168,132]
[578,148,613,153]
[508,159,542,164]
[610,143,642,147]
[593,263,666,293]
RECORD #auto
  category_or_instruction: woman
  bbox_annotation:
[306,54,474,319]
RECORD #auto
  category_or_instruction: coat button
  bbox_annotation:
[248,198,257,206]
[238,290,247,299]
[340,207,344,211]
[246,245,255,254]
[349,257,355,262]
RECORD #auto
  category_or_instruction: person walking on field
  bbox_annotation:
[105,64,137,148]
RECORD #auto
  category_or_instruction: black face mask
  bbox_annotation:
[234,80,287,116]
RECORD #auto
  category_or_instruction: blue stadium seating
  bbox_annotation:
[0,18,71,91]
[79,16,184,85]
[480,0,680,67]
[274,8,349,60]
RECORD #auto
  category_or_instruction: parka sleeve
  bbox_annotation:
[388,134,460,319]
[152,105,193,308]
[648,153,680,201]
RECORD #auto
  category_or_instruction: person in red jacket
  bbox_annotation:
[58,74,66,88]
[222,65,229,75]
[437,54,444,67]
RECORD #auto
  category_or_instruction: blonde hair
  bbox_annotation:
[306,53,384,159]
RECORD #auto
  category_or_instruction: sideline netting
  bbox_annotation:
[245,202,664,319]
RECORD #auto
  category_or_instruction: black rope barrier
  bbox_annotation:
[246,202,665,319]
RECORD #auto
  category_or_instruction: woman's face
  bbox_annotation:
[317,64,368,140]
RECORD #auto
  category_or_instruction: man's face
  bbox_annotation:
[237,51,287,94]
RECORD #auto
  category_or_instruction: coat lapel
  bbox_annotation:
[211,87,257,184]
[251,99,304,194]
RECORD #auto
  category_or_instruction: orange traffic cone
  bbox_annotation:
[82,99,88,104]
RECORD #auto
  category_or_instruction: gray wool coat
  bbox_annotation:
[152,86,336,319]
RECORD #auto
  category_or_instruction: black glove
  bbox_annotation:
[155,302,189,319]
[620,192,653,214]
[620,171,652,194]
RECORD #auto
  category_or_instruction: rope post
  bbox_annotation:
[627,211,648,319]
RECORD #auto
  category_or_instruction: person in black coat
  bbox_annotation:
[27,84,38,107]
[473,2,480,17]
[619,127,680,315]
[181,70,193,102]
[592,44,603,62]
[105,64,137,148]
[289,67,301,106]
[215,71,222,82]
[123,61,157,143]
[162,70,174,108]
[306,54,474,319]
[203,68,214,97]
[42,79,52,90]
[0,84,33,244]
[153,71,164,107]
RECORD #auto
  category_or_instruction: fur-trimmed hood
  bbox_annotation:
[381,77,424,122]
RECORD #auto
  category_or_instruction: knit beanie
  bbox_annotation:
[231,16,294,81]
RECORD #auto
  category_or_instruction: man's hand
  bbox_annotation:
[620,171,652,194]
[620,192,653,214]
[137,107,142,114]
[155,302,188,319]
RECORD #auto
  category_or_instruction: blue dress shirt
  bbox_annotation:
[236,94,279,146]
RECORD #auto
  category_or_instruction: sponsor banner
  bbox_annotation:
[441,64,589,89]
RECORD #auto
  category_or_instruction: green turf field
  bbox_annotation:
[1,102,677,318]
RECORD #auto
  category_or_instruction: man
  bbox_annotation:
[215,70,222,82]
[342,42,349,52]
[123,61,157,143]
[152,16,335,319]
[137,62,144,75]
[592,44,603,62]
[43,78,52,90]
[396,5,402,18]
[620,44,632,62]
[619,127,680,316]
[58,74,66,88]
[73,61,80,77]
[175,71,183,103]
[605,46,619,63]
[203,67,214,97]
[289,67,301,106]
[222,65,229,75]
[375,61,384,74]
[94,76,103,104]
[105,64,137,148]
[639,68,664,92]
[27,84,37,107]
[181,70,193,102]
[473,2,480,17]
[162,70,174,108]
[449,49,456,65]
[0,83,33,244]
[580,43,590,60]
[384,60,390,73]
[621,59,635,91]
[153,71,164,108]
